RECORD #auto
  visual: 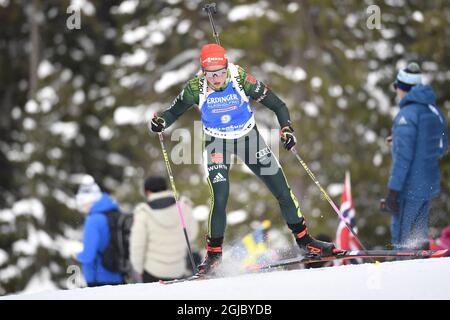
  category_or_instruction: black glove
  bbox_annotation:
[380,189,400,214]
[150,114,166,133]
[280,126,297,151]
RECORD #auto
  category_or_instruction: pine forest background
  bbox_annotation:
[0,0,449,294]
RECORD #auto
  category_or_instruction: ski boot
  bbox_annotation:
[289,220,338,258]
[197,237,223,276]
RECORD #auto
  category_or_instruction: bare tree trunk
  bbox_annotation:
[29,0,39,99]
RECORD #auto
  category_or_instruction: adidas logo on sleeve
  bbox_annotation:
[398,116,408,125]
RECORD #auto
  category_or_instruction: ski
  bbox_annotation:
[247,249,449,272]
[160,249,448,284]
[159,274,213,285]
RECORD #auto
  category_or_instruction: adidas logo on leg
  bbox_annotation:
[212,173,227,184]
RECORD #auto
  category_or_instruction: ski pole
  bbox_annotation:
[154,131,198,275]
[203,3,221,45]
[290,147,369,252]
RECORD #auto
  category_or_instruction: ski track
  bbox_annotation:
[3,257,450,300]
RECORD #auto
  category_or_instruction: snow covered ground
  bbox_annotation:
[2,257,450,300]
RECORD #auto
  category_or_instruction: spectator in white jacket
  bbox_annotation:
[129,176,199,282]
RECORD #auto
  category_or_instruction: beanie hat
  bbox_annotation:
[440,227,450,249]
[200,43,228,69]
[75,175,102,211]
[394,62,422,92]
[144,176,168,193]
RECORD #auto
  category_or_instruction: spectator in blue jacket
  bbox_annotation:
[76,175,124,287]
[381,62,448,250]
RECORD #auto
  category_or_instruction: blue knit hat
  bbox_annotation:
[394,62,422,92]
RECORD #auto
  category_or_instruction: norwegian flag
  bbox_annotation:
[335,171,362,265]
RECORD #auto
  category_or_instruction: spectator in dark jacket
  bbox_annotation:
[381,62,448,250]
[76,175,124,287]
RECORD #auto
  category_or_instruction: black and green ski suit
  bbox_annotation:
[159,65,303,239]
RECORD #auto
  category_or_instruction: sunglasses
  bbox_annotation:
[203,67,227,78]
